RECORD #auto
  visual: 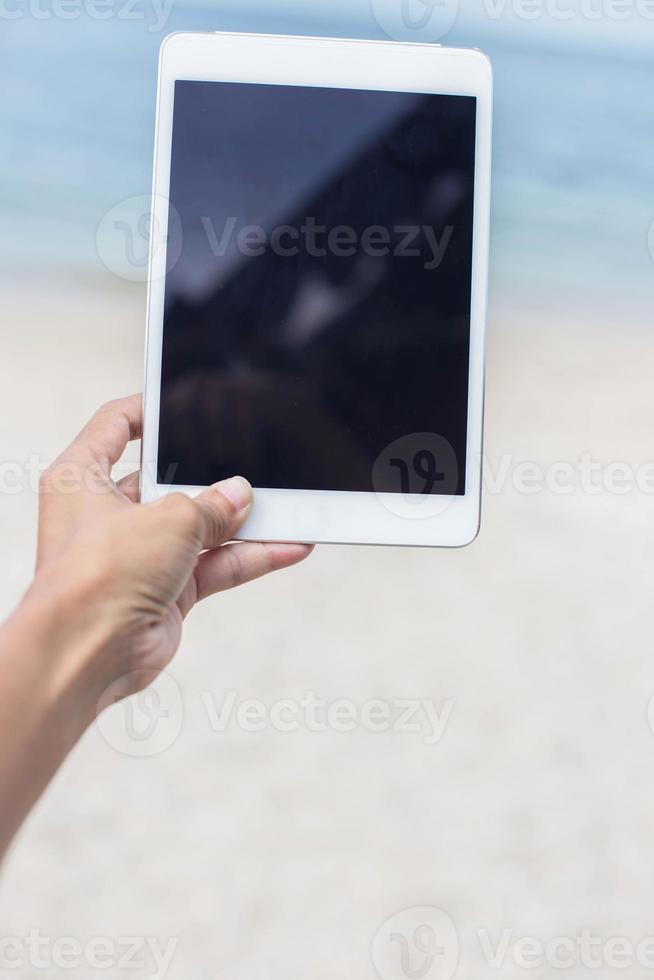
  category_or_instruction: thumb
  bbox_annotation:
[192,476,254,550]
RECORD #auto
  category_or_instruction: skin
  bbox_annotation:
[0,394,312,859]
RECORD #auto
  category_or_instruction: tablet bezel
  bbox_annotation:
[141,31,492,548]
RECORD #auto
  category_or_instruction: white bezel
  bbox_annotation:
[141,31,492,548]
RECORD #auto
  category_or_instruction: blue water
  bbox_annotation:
[1,1,653,319]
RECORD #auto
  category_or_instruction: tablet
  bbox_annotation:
[141,32,492,548]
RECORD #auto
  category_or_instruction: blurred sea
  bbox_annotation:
[1,0,653,320]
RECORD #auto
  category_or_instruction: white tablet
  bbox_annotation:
[141,31,492,548]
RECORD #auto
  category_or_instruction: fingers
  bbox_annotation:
[193,476,254,549]
[194,540,314,603]
[66,394,143,475]
[154,479,313,613]
[156,477,254,553]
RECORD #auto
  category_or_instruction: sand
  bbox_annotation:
[2,285,654,978]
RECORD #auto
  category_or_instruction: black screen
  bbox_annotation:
[158,80,476,494]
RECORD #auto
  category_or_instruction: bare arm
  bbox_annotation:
[0,395,312,858]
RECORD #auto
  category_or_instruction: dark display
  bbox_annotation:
[158,80,476,493]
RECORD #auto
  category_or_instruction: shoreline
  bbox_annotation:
[2,272,652,337]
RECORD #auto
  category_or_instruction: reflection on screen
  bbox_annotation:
[158,81,476,494]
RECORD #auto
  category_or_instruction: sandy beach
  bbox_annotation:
[2,285,654,977]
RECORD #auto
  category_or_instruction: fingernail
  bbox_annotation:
[215,476,253,511]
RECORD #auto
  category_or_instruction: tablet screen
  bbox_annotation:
[157,80,476,495]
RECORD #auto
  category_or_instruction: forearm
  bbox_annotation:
[0,397,309,861]
[0,591,103,859]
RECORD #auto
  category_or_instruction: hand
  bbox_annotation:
[0,394,312,856]
[28,394,313,712]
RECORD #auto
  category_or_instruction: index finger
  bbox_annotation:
[65,395,143,475]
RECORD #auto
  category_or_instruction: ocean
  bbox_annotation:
[1,1,653,320]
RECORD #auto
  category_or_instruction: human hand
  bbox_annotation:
[28,394,312,715]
